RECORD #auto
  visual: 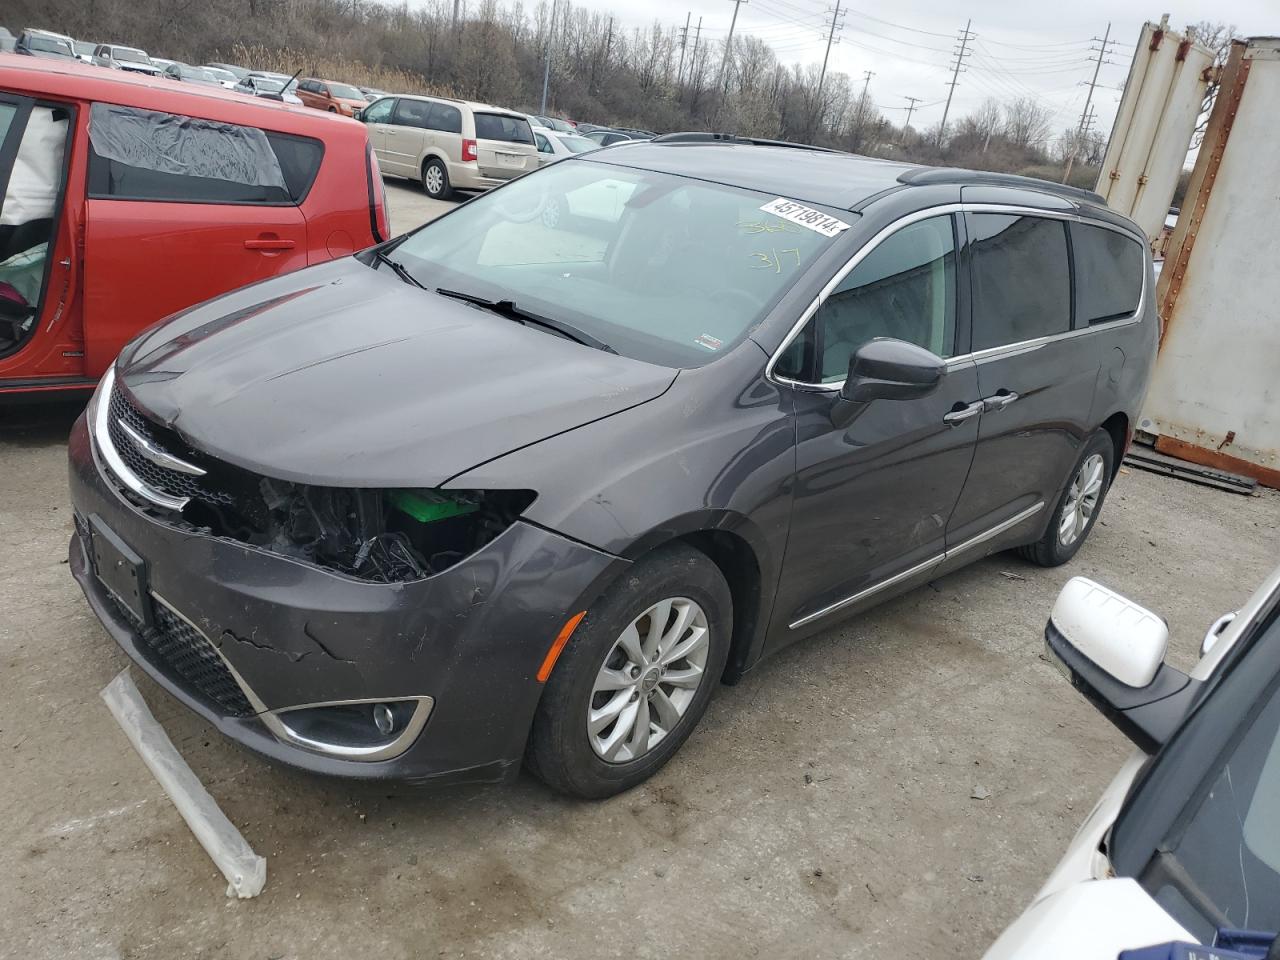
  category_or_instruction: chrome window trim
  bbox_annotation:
[788,500,1044,629]
[765,203,1148,392]
[152,594,433,762]
[90,367,190,511]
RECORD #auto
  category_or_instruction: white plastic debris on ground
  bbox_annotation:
[100,669,267,898]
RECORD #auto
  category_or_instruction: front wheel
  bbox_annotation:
[526,543,731,799]
[1018,429,1115,567]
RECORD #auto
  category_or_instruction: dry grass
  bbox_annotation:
[219,43,460,98]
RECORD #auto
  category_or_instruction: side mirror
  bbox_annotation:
[1046,577,1200,753]
[353,108,364,121]
[840,338,944,403]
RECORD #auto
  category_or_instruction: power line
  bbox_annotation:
[938,19,975,145]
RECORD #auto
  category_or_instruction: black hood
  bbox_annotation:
[117,258,677,487]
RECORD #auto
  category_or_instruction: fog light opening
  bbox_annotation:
[373,702,396,736]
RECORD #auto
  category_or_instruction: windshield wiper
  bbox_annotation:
[435,287,616,354]
[373,251,425,289]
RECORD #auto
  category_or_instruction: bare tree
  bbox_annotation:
[1003,97,1052,150]
[1185,21,1239,147]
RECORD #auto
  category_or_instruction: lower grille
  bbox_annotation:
[139,602,255,718]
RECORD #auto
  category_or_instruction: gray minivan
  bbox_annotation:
[360,94,538,199]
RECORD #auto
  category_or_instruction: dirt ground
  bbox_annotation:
[3,181,1278,959]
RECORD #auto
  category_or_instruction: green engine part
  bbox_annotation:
[389,489,480,524]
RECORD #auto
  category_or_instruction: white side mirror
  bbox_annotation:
[1050,577,1168,687]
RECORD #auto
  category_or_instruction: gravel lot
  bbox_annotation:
[3,180,1278,959]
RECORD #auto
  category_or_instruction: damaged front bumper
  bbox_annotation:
[68,413,624,785]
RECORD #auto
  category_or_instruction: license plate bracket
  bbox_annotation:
[89,515,153,628]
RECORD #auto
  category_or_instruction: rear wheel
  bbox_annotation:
[526,543,731,799]
[1018,430,1115,567]
[421,158,453,201]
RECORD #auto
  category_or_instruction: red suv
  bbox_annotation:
[0,55,389,397]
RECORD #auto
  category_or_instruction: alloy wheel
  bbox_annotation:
[1059,453,1106,547]
[587,597,710,763]
[424,165,444,196]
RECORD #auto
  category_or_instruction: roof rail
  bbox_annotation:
[651,131,840,153]
[897,167,1106,206]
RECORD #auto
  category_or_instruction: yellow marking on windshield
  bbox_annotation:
[749,247,802,274]
[737,218,805,235]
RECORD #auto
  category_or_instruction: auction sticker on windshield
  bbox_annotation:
[759,198,850,238]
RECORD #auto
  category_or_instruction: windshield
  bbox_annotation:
[557,135,597,154]
[327,82,363,100]
[182,67,216,81]
[391,160,842,367]
[250,79,285,93]
[74,41,94,55]
[204,67,235,82]
[30,37,75,56]
[115,47,150,64]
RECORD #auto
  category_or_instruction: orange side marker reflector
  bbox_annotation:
[537,611,587,682]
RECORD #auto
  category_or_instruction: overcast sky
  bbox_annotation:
[560,0,1274,139]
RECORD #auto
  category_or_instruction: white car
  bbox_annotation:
[986,568,1280,957]
[199,66,241,90]
[530,125,600,167]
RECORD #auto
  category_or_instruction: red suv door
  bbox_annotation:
[80,103,315,375]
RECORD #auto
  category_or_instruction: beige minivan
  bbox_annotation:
[360,95,538,200]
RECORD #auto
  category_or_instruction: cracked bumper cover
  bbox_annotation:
[67,414,624,785]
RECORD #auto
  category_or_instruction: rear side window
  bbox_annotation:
[1072,222,1144,324]
[474,113,532,144]
[87,104,322,204]
[969,213,1071,351]
[392,99,433,129]
[429,103,461,134]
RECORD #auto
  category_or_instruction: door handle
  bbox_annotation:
[244,238,296,251]
[942,400,983,426]
[982,391,1019,413]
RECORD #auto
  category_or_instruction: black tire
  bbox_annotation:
[1018,429,1116,567]
[421,157,453,200]
[526,543,732,799]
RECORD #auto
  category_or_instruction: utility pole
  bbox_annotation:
[1063,21,1114,183]
[813,0,845,129]
[451,0,461,32]
[717,0,748,99]
[540,0,557,114]
[902,95,922,142]
[938,19,975,147]
[677,12,691,88]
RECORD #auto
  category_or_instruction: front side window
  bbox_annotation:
[969,213,1071,350]
[474,113,533,144]
[363,98,395,124]
[391,161,840,367]
[1072,221,1144,324]
[535,133,552,154]
[1149,674,1280,939]
[86,104,319,204]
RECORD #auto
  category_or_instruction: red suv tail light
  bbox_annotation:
[462,138,478,162]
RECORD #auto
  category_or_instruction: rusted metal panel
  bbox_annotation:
[1141,37,1280,488]
[1096,20,1214,242]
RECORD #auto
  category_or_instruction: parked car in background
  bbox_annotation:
[986,565,1280,958]
[0,53,388,397]
[65,143,1155,800]
[149,57,179,74]
[234,74,303,106]
[205,61,250,81]
[573,122,610,134]
[542,116,577,134]
[359,86,388,102]
[297,78,366,116]
[71,40,96,63]
[162,64,224,88]
[360,94,537,200]
[582,128,640,147]
[0,28,15,54]
[530,125,597,166]
[91,44,160,75]
[243,71,302,105]
[15,30,78,61]
[199,65,240,89]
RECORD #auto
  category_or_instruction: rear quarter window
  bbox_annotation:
[87,104,323,204]
[968,213,1071,351]
[1071,221,1145,324]
[474,113,532,144]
